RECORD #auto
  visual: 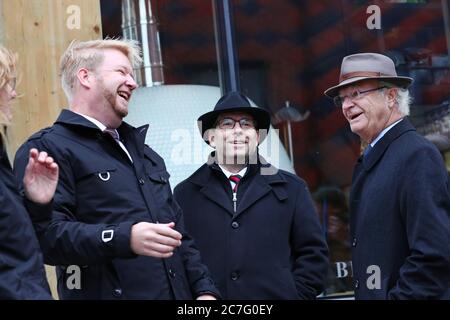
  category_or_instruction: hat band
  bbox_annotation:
[339,71,392,82]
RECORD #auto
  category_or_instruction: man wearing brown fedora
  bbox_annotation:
[325,52,450,299]
[174,91,329,299]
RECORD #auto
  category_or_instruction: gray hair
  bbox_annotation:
[379,81,412,116]
[60,38,142,102]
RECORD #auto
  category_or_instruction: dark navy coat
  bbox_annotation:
[13,110,219,300]
[0,138,52,299]
[350,118,450,299]
[174,157,329,299]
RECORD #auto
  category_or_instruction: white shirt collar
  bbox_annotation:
[73,111,108,131]
[219,165,248,179]
[73,111,133,162]
[370,118,404,147]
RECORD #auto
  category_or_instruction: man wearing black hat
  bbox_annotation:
[173,91,328,299]
[324,52,450,299]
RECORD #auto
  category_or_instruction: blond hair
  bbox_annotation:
[60,38,142,102]
[0,45,17,133]
[0,45,17,91]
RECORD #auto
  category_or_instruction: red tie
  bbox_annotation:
[229,175,242,193]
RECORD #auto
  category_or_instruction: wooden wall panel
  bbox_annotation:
[0,0,102,155]
[0,0,102,299]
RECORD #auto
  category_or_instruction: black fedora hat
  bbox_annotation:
[197,91,271,143]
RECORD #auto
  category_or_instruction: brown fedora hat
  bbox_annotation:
[324,52,413,98]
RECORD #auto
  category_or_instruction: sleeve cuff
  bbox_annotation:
[109,220,138,259]
[24,198,53,222]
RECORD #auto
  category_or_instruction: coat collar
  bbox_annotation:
[55,109,100,131]
[191,152,285,184]
[188,152,287,216]
[362,117,416,171]
[55,109,149,154]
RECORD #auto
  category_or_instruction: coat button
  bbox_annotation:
[352,237,357,247]
[230,272,239,281]
[113,288,122,297]
[139,178,145,185]
[168,269,176,278]
[231,221,239,229]
[354,280,359,289]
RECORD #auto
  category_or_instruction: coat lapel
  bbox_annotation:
[235,175,272,217]
[199,174,235,216]
[349,117,416,233]
[362,118,416,172]
[119,123,148,161]
[349,157,365,233]
[191,157,288,218]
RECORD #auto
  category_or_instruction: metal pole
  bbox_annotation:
[212,0,241,95]
[122,0,164,87]
[285,101,294,165]
[287,121,294,165]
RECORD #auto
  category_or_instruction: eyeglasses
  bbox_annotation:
[216,117,256,130]
[333,86,386,107]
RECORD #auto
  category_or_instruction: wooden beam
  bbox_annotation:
[1,0,102,155]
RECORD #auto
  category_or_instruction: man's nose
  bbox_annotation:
[233,122,244,132]
[126,74,138,90]
[341,96,354,110]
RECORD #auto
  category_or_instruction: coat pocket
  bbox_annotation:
[75,166,117,183]
[147,170,178,222]
[147,170,172,202]
[148,170,171,185]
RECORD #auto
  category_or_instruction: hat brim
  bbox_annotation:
[197,107,271,144]
[324,76,413,98]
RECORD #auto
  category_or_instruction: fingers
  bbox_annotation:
[145,225,182,248]
[29,149,58,168]
[140,238,179,258]
[156,232,182,248]
[45,156,54,165]
[148,241,178,255]
[131,222,183,258]
[38,151,48,163]
[29,148,39,159]
[23,153,35,183]
[146,250,174,259]
[26,148,39,169]
[157,223,182,241]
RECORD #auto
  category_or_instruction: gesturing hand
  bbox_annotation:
[23,148,59,204]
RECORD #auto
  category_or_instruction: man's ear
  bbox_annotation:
[386,88,397,108]
[76,68,93,89]
[207,129,216,148]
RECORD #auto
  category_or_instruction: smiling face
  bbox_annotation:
[208,112,260,169]
[92,49,138,127]
[340,80,403,143]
